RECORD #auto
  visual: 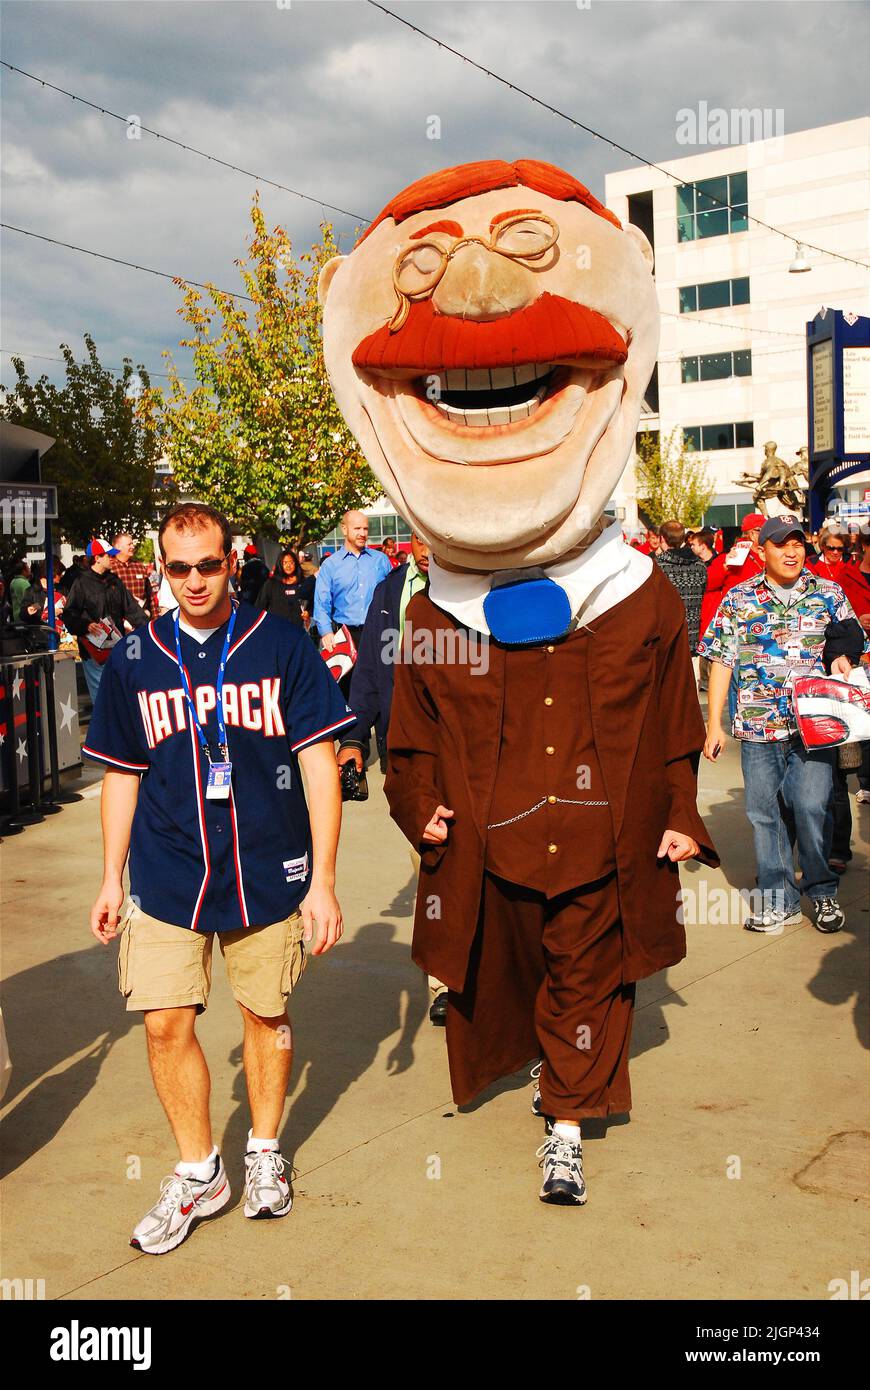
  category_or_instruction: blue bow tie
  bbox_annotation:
[482,570,573,646]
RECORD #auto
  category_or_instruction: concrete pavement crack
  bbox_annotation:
[294,1097,455,1181]
[56,1253,145,1301]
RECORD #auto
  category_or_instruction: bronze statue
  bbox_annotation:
[734,440,807,515]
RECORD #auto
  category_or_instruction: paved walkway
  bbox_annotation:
[1,730,867,1300]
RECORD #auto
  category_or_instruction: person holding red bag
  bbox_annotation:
[63,538,149,701]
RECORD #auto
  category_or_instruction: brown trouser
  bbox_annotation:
[446,870,635,1117]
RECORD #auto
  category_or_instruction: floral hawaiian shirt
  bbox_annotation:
[697,568,861,742]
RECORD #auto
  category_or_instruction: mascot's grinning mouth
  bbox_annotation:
[430,363,555,427]
[351,295,630,461]
[370,360,625,467]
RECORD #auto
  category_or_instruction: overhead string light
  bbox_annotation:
[0,223,256,303]
[0,60,371,227]
[0,348,198,384]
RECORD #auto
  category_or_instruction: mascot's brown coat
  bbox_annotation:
[387,575,715,996]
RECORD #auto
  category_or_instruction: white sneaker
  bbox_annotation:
[536,1133,587,1206]
[244,1142,293,1219]
[130,1155,230,1255]
[743,906,803,934]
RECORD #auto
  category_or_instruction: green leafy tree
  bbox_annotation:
[0,335,167,547]
[140,198,380,549]
[635,428,715,528]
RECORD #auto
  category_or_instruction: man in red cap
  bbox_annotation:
[63,538,149,701]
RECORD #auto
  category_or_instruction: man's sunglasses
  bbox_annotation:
[163,557,229,578]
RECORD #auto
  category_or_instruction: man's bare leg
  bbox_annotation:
[143,1006,213,1163]
[239,1005,293,1137]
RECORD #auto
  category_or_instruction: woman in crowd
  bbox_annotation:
[256,547,314,627]
[810,524,851,584]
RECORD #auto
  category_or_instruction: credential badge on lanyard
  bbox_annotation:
[174,605,237,799]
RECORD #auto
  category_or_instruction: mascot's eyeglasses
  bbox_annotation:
[390,213,559,332]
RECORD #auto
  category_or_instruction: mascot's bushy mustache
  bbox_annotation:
[352,293,628,373]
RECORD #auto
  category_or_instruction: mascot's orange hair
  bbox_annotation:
[356,158,621,245]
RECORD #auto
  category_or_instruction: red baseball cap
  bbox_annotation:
[740,513,766,534]
[243,544,259,556]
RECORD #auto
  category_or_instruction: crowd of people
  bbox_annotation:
[627,513,869,933]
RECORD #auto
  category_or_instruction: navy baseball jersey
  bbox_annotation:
[83,603,355,932]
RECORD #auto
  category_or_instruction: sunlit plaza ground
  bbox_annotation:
[2,720,867,1301]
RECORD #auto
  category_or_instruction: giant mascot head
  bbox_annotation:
[319,159,658,572]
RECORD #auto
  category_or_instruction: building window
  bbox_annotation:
[684,422,754,451]
[681,350,753,383]
[733,348,751,376]
[677,171,748,242]
[679,277,750,313]
[703,501,757,529]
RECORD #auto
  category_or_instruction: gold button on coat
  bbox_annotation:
[544,696,554,706]
[548,843,558,854]
[545,745,555,755]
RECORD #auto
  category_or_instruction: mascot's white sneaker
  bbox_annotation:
[130,1155,230,1254]
[536,1133,587,1206]
[243,1140,293,1219]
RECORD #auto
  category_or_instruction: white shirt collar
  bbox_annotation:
[428,520,650,636]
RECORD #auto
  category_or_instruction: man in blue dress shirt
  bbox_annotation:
[314,511,392,652]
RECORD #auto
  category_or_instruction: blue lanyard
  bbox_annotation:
[173,605,237,762]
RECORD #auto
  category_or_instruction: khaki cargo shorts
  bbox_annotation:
[116,900,306,1018]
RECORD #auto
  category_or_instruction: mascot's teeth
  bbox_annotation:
[439,364,550,392]
[430,363,554,427]
[434,385,547,427]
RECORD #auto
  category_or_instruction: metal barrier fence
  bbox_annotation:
[0,652,82,834]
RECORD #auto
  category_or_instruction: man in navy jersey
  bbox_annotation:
[86,502,355,1255]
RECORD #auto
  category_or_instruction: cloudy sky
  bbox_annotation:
[2,0,867,392]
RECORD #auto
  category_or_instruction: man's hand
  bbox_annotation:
[422,805,454,844]
[337,747,363,774]
[87,621,104,637]
[90,877,125,944]
[703,725,726,761]
[657,829,699,862]
[320,631,336,653]
[831,655,854,677]
[858,612,870,635]
[300,881,343,956]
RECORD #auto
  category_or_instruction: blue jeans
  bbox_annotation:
[740,736,838,911]
[81,656,104,703]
